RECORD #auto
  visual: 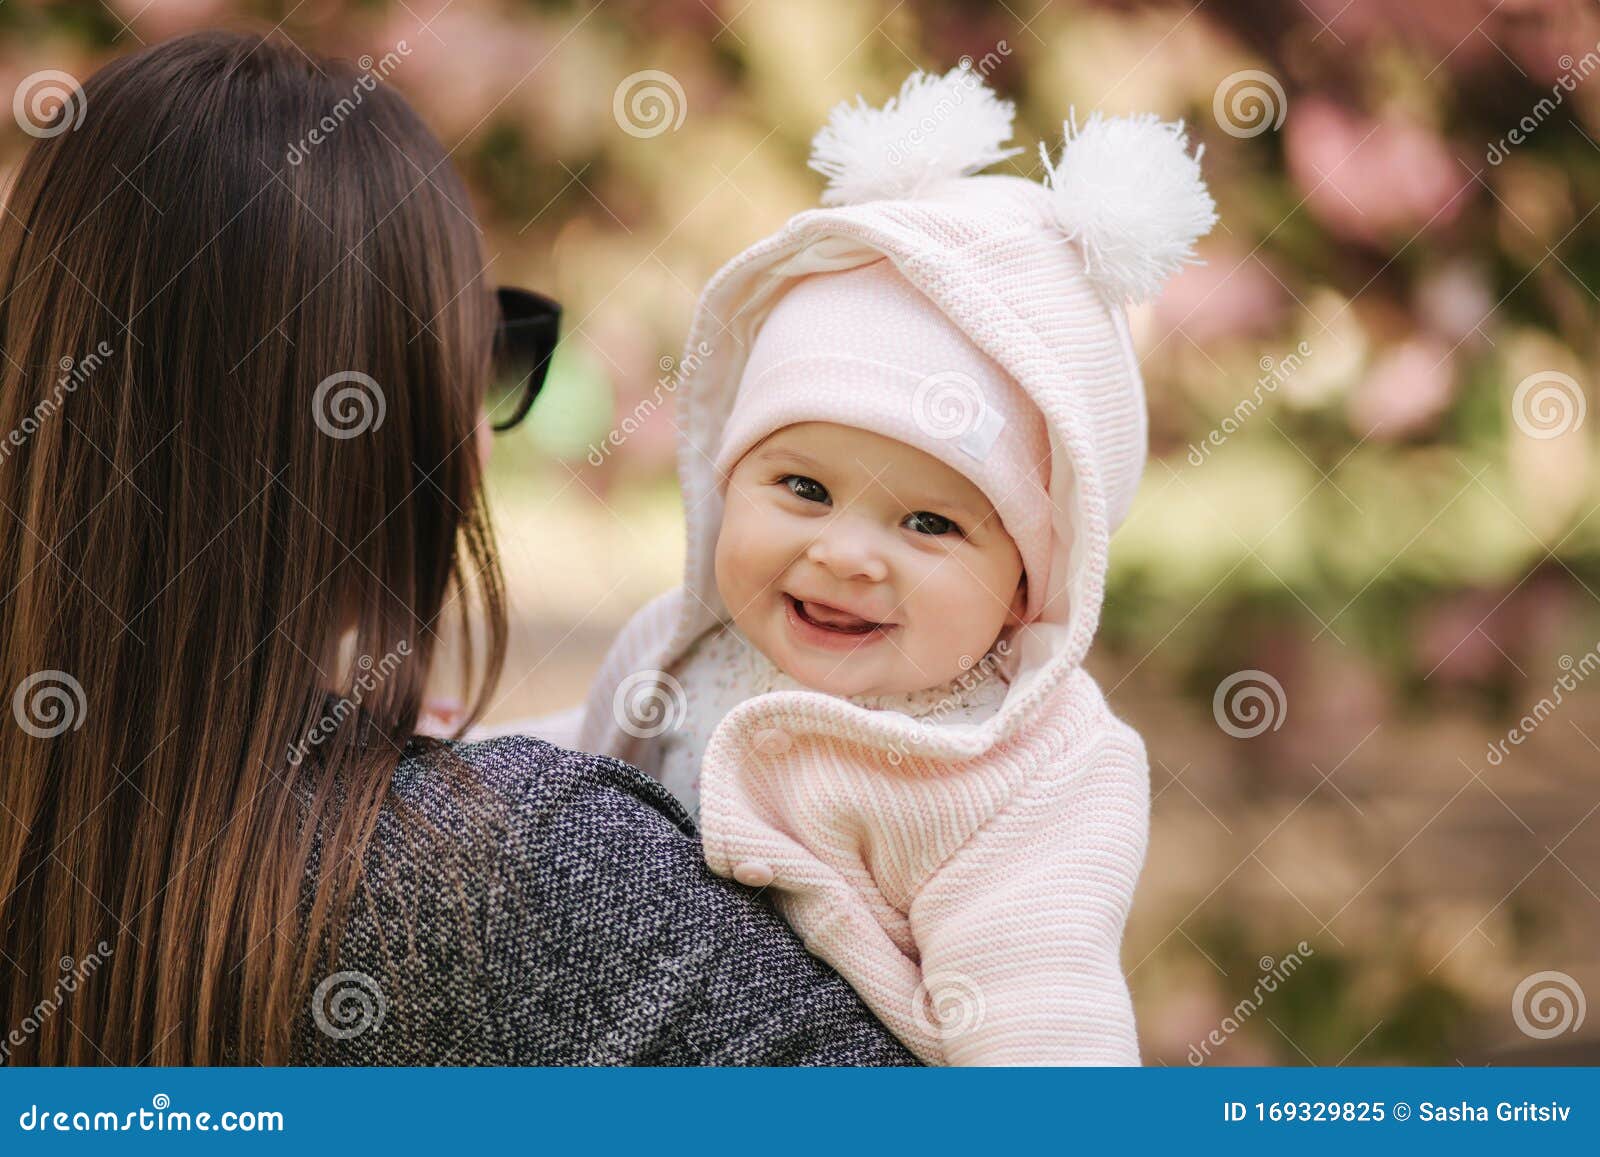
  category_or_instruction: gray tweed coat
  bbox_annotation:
[291,734,916,1066]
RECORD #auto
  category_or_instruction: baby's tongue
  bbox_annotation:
[803,600,873,630]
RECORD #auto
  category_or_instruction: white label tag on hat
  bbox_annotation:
[958,403,1007,461]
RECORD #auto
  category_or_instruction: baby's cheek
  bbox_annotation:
[910,562,976,627]
[713,518,761,608]
[712,531,740,608]
[912,566,1002,659]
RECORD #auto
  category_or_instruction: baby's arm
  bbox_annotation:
[908,718,1150,1065]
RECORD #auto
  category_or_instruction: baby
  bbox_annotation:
[577,69,1215,1064]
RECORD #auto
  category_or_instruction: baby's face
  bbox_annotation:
[714,422,1025,698]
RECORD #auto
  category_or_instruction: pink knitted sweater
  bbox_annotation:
[580,591,1147,1064]
[576,175,1158,1065]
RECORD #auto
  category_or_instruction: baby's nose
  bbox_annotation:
[806,524,888,582]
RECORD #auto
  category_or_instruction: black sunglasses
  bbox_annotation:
[487,286,561,433]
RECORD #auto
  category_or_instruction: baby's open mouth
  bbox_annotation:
[785,593,891,635]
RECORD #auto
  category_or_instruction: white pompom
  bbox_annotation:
[1040,111,1217,305]
[809,67,1020,206]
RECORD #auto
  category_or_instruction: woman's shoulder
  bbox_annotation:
[296,732,916,1067]
[388,731,697,842]
[295,733,687,1064]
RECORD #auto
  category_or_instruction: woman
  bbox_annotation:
[0,30,913,1065]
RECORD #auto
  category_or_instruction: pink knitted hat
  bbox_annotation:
[713,257,1054,621]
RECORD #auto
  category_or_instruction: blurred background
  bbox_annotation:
[7,0,1597,1065]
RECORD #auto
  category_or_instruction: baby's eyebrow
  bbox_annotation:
[757,447,828,473]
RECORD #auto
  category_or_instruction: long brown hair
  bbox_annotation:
[0,31,507,1063]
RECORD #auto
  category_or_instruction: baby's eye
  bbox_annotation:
[904,511,961,537]
[781,475,831,504]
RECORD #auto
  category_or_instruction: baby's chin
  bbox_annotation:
[773,654,899,698]
[763,633,959,699]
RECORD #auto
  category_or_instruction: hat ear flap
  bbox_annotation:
[1039,111,1217,305]
[809,66,1020,206]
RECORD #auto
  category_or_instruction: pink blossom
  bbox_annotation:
[1285,99,1467,243]
[1151,246,1286,346]
[1348,337,1456,439]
